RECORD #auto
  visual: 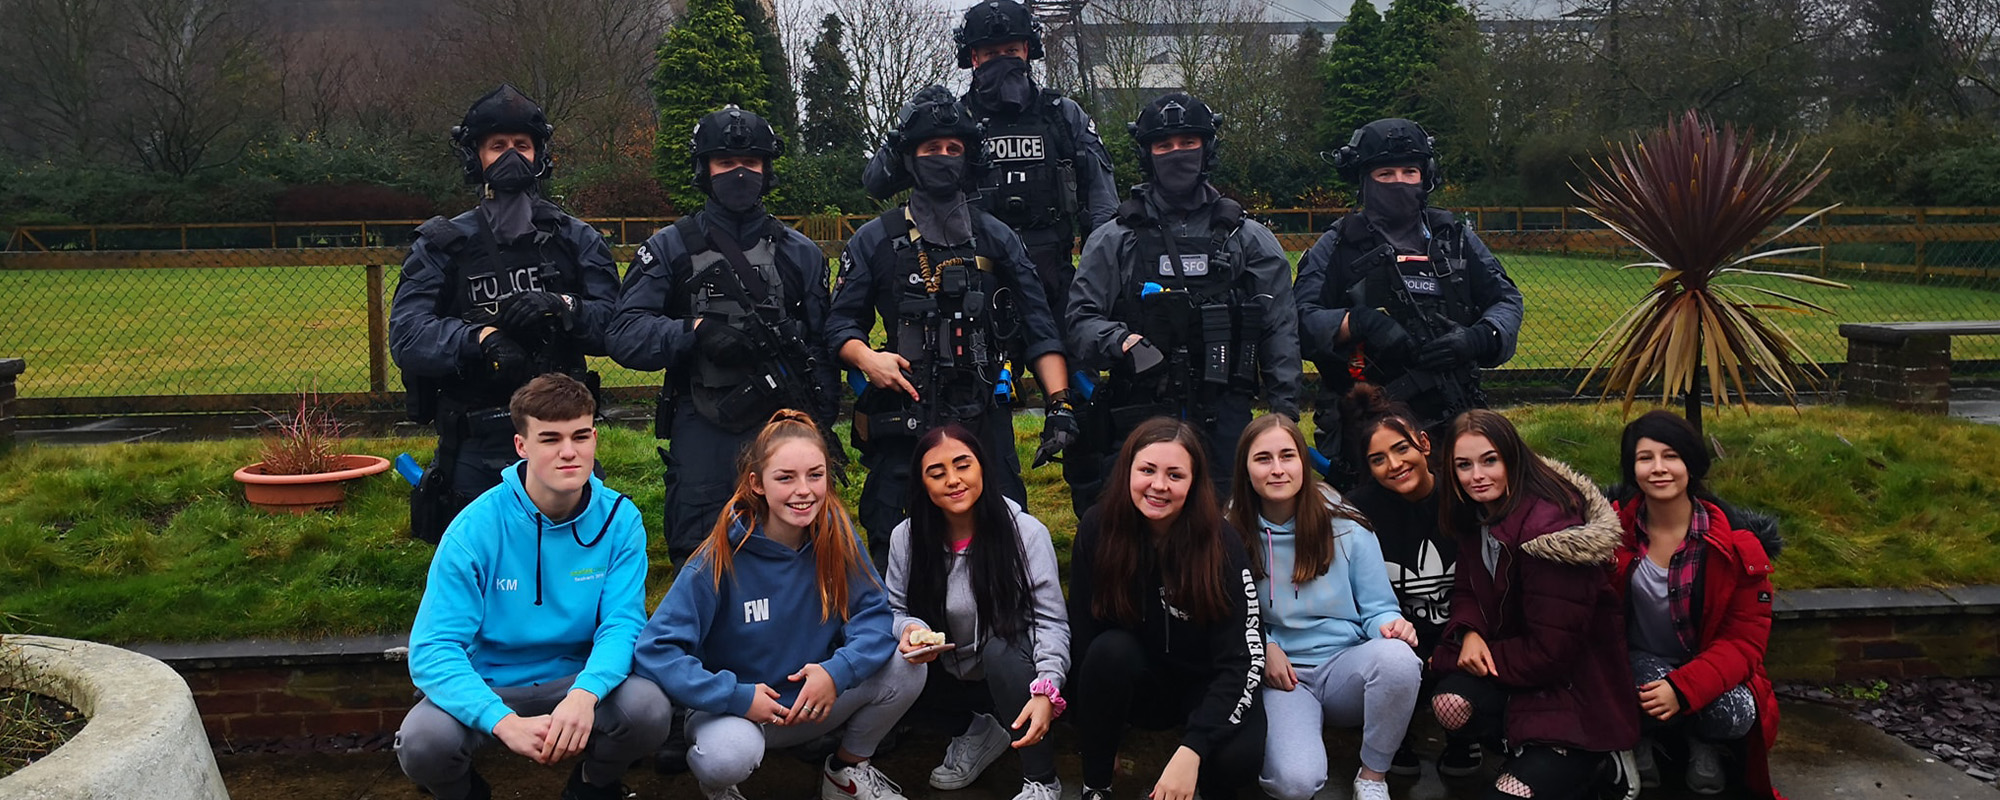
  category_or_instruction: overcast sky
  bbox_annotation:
[1245,0,1569,22]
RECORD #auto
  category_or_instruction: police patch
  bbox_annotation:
[1158,253,1210,277]
[834,251,854,292]
[637,245,655,265]
[1402,275,1441,296]
[989,135,1045,163]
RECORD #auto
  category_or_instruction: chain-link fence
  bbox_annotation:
[3,209,1996,413]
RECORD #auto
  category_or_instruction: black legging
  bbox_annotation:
[1069,629,1265,800]
[1433,672,1606,800]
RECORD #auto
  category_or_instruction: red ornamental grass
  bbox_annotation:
[1570,110,1850,430]
[256,388,350,475]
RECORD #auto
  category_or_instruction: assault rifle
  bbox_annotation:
[1349,248,1477,421]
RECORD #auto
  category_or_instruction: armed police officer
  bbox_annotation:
[1066,93,1302,510]
[391,85,620,544]
[1295,118,1523,488]
[860,0,1116,316]
[832,86,1077,568]
[607,106,839,568]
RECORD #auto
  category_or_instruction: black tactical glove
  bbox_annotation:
[477,331,532,384]
[694,318,761,364]
[495,291,575,339]
[1347,308,1413,365]
[1415,321,1501,372]
[1032,389,1082,468]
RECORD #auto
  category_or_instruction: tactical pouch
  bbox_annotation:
[850,387,920,455]
[1200,303,1233,386]
[1056,161,1080,220]
[699,372,784,434]
[653,385,678,439]
[404,374,441,424]
[1235,303,1263,387]
[408,465,467,546]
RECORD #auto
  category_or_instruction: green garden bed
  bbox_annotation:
[1,403,1996,644]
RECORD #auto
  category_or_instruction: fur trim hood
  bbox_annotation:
[1518,458,1623,567]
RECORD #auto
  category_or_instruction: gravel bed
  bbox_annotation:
[1779,678,2000,786]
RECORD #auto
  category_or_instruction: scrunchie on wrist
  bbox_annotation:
[1029,678,1066,718]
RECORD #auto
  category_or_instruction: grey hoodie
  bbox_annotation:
[884,498,1071,688]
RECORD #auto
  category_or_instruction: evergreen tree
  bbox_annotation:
[1380,0,1472,114]
[734,0,799,136]
[652,0,770,212]
[1321,0,1393,151]
[801,14,865,156]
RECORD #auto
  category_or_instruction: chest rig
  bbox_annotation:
[975,90,1079,234]
[1324,209,1477,331]
[1108,196,1261,419]
[667,214,806,432]
[855,209,1017,446]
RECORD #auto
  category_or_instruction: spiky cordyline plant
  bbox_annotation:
[1571,110,1850,433]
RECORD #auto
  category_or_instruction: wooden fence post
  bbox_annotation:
[366,264,388,393]
[1913,208,1928,283]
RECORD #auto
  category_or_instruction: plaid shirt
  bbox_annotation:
[1638,502,1709,654]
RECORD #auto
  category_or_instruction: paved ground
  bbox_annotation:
[211,699,1997,799]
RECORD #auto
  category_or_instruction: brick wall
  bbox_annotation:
[1841,333,1952,414]
[181,660,412,744]
[1767,588,2000,683]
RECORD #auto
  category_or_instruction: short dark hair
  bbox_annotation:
[509,374,595,432]
[1619,410,1712,500]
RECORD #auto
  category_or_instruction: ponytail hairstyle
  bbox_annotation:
[1226,413,1369,585]
[1437,409,1582,532]
[1338,382,1426,475]
[903,424,1032,642]
[696,408,874,622]
[1092,416,1235,625]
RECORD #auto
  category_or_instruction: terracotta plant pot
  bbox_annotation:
[233,454,392,514]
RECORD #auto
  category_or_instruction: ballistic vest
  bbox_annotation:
[1111,196,1261,405]
[1322,209,1477,329]
[974,90,1078,234]
[412,203,588,409]
[866,207,1014,429]
[666,213,806,431]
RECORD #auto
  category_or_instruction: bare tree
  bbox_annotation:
[0,0,122,160]
[117,0,275,176]
[837,0,957,136]
[271,30,361,136]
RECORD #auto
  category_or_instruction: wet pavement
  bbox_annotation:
[211,698,1996,798]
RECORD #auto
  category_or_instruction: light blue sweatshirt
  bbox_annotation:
[408,463,647,734]
[632,512,896,717]
[1254,512,1406,668]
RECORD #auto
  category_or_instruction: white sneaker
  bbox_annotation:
[1009,778,1062,800]
[822,757,908,800]
[927,713,1012,790]
[700,784,748,800]
[1352,772,1392,800]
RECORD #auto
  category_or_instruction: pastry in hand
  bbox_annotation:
[908,628,946,647]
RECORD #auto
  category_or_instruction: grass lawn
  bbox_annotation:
[2,254,1995,398]
[2,402,1997,644]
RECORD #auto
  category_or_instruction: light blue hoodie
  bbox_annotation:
[633,512,895,717]
[1254,511,1406,668]
[408,463,647,734]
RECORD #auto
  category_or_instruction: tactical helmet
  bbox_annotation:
[451,84,555,186]
[1128,93,1222,178]
[887,86,990,189]
[1330,118,1441,191]
[689,105,784,194]
[953,0,1045,68]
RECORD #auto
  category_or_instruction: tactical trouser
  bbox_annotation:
[660,404,757,568]
[1017,227,1077,319]
[1067,390,1252,520]
[410,405,515,544]
[857,408,1024,571]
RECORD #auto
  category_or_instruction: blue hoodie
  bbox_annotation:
[633,512,895,717]
[1254,511,1406,668]
[408,463,647,734]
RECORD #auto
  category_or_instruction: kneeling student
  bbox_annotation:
[886,424,1071,800]
[397,374,668,800]
[1227,414,1421,800]
[634,409,924,800]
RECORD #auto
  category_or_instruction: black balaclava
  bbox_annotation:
[1150,147,1210,211]
[971,56,1036,116]
[709,165,764,216]
[908,152,974,246]
[1361,171,1429,254]
[480,149,539,242]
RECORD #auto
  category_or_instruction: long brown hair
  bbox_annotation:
[1226,413,1369,585]
[1092,417,1235,625]
[695,409,874,622]
[1437,409,1582,532]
